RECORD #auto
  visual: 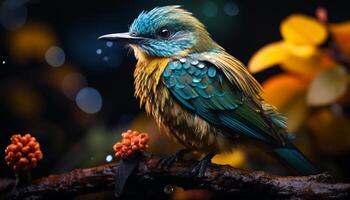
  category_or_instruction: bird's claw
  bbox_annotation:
[191,159,210,177]
[190,152,215,177]
[157,149,189,169]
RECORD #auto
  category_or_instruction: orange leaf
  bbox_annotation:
[330,21,350,58]
[248,41,289,73]
[262,74,308,132]
[280,14,327,45]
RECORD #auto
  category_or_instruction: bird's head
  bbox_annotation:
[99,6,221,58]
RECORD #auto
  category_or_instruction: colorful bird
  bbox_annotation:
[99,6,319,176]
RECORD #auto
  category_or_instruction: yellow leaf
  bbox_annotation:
[281,50,336,78]
[262,74,308,132]
[249,41,334,76]
[307,67,348,106]
[284,42,316,58]
[280,14,327,45]
[330,21,350,58]
[212,149,246,168]
[248,41,289,73]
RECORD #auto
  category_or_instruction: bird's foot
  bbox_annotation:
[191,152,215,177]
[158,149,189,169]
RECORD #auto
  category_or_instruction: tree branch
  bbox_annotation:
[1,155,349,199]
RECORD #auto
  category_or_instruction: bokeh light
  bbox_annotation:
[45,46,66,67]
[202,1,218,17]
[10,22,57,63]
[61,72,87,100]
[0,3,27,30]
[75,87,103,114]
[105,154,113,162]
[106,41,113,47]
[224,2,240,16]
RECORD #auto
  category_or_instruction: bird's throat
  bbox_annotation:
[132,45,171,109]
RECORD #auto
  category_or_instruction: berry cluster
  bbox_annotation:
[5,134,43,171]
[113,130,149,159]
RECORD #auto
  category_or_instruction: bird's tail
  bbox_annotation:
[273,146,320,175]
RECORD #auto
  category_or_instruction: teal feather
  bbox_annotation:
[163,54,274,142]
[171,90,195,110]
[208,67,217,77]
[273,147,319,175]
[162,54,278,143]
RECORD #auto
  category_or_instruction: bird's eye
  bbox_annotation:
[156,28,171,39]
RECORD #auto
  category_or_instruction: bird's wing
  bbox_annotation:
[161,53,289,146]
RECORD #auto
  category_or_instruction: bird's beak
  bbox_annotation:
[98,32,145,44]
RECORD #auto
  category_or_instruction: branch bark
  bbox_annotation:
[1,155,349,200]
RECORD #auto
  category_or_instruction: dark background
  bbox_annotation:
[1,0,349,182]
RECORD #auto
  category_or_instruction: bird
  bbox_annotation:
[99,5,319,176]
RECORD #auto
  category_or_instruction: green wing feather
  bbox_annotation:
[162,53,288,145]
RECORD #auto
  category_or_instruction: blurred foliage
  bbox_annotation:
[248,10,350,174]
